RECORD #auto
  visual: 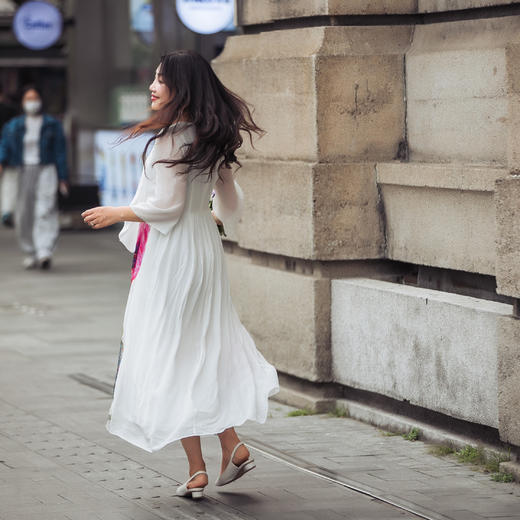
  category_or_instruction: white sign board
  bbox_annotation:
[94,131,153,207]
[13,1,63,50]
[176,0,234,35]
[118,92,150,125]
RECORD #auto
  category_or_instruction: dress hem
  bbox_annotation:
[106,384,280,454]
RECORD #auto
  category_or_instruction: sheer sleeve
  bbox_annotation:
[118,170,145,253]
[212,166,244,222]
[129,130,188,235]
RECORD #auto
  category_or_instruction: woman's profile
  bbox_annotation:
[81,49,280,499]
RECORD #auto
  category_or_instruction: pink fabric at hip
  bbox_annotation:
[130,221,150,282]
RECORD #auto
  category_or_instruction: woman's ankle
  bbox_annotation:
[189,463,207,474]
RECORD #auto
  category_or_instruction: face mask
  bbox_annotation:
[23,100,42,115]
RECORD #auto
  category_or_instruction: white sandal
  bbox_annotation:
[175,470,208,499]
[215,441,256,487]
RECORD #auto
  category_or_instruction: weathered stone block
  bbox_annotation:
[213,35,319,162]
[377,162,507,275]
[497,315,520,446]
[406,17,520,164]
[331,278,512,428]
[237,0,418,25]
[495,176,520,298]
[231,160,313,257]
[313,163,384,259]
[316,54,406,161]
[226,254,331,381]
[232,160,384,260]
[213,26,412,163]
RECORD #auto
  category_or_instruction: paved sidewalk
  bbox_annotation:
[0,226,519,520]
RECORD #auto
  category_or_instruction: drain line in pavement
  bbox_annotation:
[70,374,444,520]
[242,436,447,520]
[69,373,114,395]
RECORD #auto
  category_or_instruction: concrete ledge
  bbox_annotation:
[270,373,516,464]
[270,373,516,462]
[377,162,508,192]
[377,162,504,274]
[336,397,514,462]
[331,278,512,428]
[272,385,336,414]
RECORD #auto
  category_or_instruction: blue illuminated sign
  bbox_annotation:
[13,1,63,50]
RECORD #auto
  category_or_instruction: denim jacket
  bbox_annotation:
[0,114,68,181]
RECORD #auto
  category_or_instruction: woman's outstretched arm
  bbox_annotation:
[81,205,143,230]
[82,130,188,232]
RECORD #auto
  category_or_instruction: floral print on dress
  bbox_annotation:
[131,221,150,282]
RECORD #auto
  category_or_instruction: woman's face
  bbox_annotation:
[22,89,42,115]
[23,89,41,104]
[149,64,171,111]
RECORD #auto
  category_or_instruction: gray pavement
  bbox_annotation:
[0,225,519,520]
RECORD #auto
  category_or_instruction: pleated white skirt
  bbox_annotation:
[106,210,280,453]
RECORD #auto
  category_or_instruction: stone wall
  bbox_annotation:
[213,1,520,449]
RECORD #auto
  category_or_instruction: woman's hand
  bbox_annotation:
[81,206,120,229]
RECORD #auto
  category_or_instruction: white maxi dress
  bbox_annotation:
[105,121,280,453]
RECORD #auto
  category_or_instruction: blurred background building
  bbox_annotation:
[0,0,236,214]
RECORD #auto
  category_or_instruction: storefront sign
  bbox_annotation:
[176,0,234,35]
[13,1,63,50]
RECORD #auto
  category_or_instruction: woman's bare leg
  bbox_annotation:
[216,427,251,475]
[180,436,208,488]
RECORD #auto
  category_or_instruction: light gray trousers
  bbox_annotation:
[15,164,59,260]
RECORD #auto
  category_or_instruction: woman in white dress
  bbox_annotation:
[81,50,279,499]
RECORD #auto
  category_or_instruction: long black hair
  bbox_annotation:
[124,49,265,180]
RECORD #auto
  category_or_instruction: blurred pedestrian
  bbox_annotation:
[0,85,69,269]
[82,50,279,500]
[0,87,18,227]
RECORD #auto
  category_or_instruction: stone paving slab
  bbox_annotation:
[0,227,519,519]
[237,415,520,519]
